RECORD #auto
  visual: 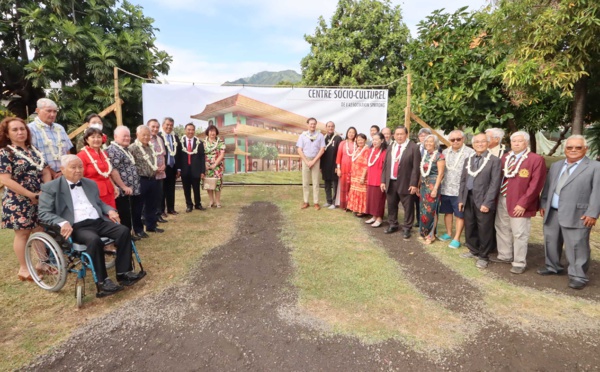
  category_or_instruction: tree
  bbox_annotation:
[249,142,279,170]
[487,0,600,135]
[0,0,171,132]
[300,0,411,123]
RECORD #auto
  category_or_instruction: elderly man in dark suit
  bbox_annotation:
[380,126,421,240]
[458,133,502,269]
[538,135,600,289]
[179,123,206,213]
[38,155,144,296]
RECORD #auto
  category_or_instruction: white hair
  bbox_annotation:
[486,128,505,140]
[136,125,150,134]
[449,129,465,138]
[423,134,439,148]
[114,126,130,136]
[566,134,587,147]
[37,98,57,109]
[418,128,432,136]
[61,154,81,167]
[510,131,530,143]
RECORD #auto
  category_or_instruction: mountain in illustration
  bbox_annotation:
[223,70,301,86]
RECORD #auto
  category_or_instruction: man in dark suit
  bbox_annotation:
[458,133,502,269]
[179,123,206,213]
[38,155,144,296]
[159,117,181,215]
[380,126,421,240]
[538,135,600,289]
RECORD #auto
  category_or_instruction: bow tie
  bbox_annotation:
[70,181,82,189]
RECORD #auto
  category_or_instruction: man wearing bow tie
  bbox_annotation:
[39,155,145,296]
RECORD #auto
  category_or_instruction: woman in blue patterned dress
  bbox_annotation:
[419,135,445,244]
[0,117,51,281]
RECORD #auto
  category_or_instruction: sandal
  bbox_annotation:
[216,204,222,208]
[18,273,35,282]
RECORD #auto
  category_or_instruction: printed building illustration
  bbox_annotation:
[191,94,326,173]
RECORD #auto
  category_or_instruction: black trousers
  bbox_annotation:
[72,218,132,282]
[115,194,142,233]
[155,179,164,216]
[181,175,201,208]
[133,177,158,233]
[162,166,177,213]
[464,191,496,260]
[324,179,338,205]
[386,180,414,231]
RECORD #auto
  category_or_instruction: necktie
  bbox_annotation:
[187,139,192,165]
[554,163,576,195]
[167,135,175,167]
[70,181,82,189]
[500,156,516,196]
[393,144,401,179]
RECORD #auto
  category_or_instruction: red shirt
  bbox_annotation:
[366,148,386,186]
[77,146,116,209]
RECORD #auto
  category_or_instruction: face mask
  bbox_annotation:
[89,123,103,130]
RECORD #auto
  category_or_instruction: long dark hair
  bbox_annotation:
[345,126,357,141]
[85,113,102,124]
[373,132,388,151]
[0,117,31,148]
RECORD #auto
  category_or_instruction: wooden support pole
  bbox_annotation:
[114,67,123,126]
[410,112,451,148]
[67,99,124,140]
[404,73,412,132]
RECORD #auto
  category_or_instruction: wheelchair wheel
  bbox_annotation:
[76,282,84,308]
[25,232,68,292]
[104,244,116,270]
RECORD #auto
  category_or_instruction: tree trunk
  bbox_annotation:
[528,129,537,153]
[571,76,587,135]
[547,124,571,156]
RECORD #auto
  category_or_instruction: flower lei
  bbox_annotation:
[391,140,409,163]
[420,151,437,177]
[133,140,157,171]
[180,137,200,155]
[303,131,318,141]
[162,133,177,157]
[7,145,45,171]
[351,145,368,162]
[324,134,339,150]
[466,152,492,178]
[503,149,530,178]
[204,137,221,153]
[110,142,135,165]
[345,140,356,157]
[34,117,64,160]
[447,145,466,171]
[367,148,383,167]
[82,146,113,178]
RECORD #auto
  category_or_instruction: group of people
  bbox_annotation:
[297,119,599,290]
[1,98,225,296]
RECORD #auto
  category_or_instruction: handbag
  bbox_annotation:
[203,177,218,190]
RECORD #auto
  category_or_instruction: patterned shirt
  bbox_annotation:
[129,142,158,178]
[106,143,141,195]
[296,131,325,158]
[150,135,166,180]
[440,145,475,196]
[28,119,73,171]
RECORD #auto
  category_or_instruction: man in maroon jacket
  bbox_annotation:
[491,131,547,274]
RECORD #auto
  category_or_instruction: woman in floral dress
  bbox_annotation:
[419,135,445,244]
[346,134,370,216]
[204,125,226,208]
[335,127,357,210]
[77,127,116,208]
[0,117,51,281]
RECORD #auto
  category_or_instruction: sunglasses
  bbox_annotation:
[449,138,463,142]
[565,146,584,151]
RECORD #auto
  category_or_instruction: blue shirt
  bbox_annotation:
[296,131,325,158]
[28,120,73,171]
[551,159,583,209]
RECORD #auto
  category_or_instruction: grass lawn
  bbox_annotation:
[224,170,302,184]
[1,181,599,369]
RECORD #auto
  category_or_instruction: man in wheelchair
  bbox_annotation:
[39,154,145,296]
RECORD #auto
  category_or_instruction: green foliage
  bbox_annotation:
[249,142,269,160]
[300,0,410,124]
[0,0,172,133]
[586,123,600,160]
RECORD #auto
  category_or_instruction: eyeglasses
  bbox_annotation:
[472,140,488,144]
[449,138,463,142]
[565,146,585,151]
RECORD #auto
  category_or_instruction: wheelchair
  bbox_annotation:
[24,224,145,307]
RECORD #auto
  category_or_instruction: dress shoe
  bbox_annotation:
[300,202,309,209]
[186,207,193,213]
[195,205,205,210]
[134,231,149,239]
[475,259,489,269]
[536,267,562,276]
[460,252,477,259]
[117,271,145,286]
[314,204,321,210]
[402,230,411,241]
[131,234,141,242]
[384,226,399,234]
[568,279,586,290]
[161,213,168,218]
[157,216,168,223]
[510,266,526,274]
[97,278,123,297]
[167,210,179,215]
[490,256,513,264]
[371,221,382,228]
[147,227,164,233]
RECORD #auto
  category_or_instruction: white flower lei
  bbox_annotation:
[367,147,383,167]
[345,140,356,157]
[391,139,409,163]
[7,145,45,171]
[420,151,438,177]
[503,149,530,178]
[34,117,64,160]
[110,142,135,165]
[133,140,157,171]
[82,146,113,178]
[351,145,368,162]
[181,137,200,155]
[466,152,492,178]
[324,134,339,150]
[162,132,177,157]
[204,137,221,153]
[448,145,466,171]
[303,131,318,141]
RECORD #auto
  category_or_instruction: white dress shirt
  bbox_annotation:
[60,180,100,225]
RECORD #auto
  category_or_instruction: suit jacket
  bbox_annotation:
[540,156,600,228]
[179,136,206,179]
[501,151,547,217]
[158,132,181,170]
[380,141,421,194]
[39,177,115,226]
[458,151,502,210]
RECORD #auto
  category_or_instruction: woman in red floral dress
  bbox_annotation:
[346,134,369,216]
